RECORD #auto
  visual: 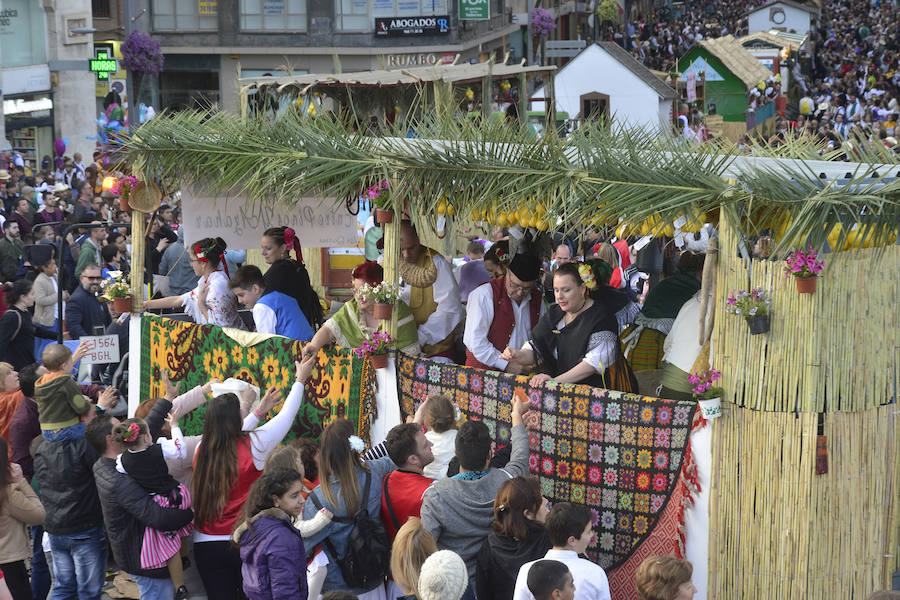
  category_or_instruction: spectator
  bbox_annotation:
[527,560,575,600]
[512,503,611,600]
[0,436,45,600]
[634,556,697,600]
[65,264,111,339]
[390,517,437,599]
[420,394,532,594]
[475,477,552,600]
[87,407,195,599]
[191,359,311,599]
[34,388,115,600]
[418,550,469,600]
[418,394,458,481]
[302,417,396,598]
[0,281,57,370]
[31,246,64,332]
[157,228,198,296]
[8,199,33,242]
[381,422,435,540]
[457,240,491,303]
[0,222,23,281]
[74,222,105,278]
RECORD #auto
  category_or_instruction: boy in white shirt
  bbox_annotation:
[513,503,611,600]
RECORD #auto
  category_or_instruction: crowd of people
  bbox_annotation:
[604,0,899,153]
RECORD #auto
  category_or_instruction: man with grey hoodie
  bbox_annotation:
[420,394,532,596]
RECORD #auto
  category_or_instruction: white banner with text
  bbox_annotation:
[181,190,359,250]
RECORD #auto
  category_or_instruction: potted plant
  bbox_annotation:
[784,245,824,294]
[111,175,139,212]
[370,282,400,320]
[100,271,132,313]
[725,287,772,334]
[366,180,393,223]
[688,368,724,419]
[352,330,393,369]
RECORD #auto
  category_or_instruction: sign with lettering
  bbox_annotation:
[90,49,118,81]
[181,190,359,250]
[384,52,455,67]
[198,0,217,15]
[81,335,121,364]
[459,0,489,20]
[375,15,450,37]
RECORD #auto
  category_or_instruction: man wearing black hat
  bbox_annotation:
[463,253,545,373]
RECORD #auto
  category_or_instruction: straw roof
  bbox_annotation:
[693,35,773,89]
[238,62,556,92]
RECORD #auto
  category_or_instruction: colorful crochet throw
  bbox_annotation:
[139,315,377,443]
[396,352,698,576]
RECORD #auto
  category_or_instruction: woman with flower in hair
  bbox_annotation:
[144,237,245,329]
[483,240,510,280]
[302,260,419,360]
[302,418,396,600]
[261,226,324,329]
[501,261,637,392]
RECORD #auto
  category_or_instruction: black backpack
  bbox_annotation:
[309,470,390,590]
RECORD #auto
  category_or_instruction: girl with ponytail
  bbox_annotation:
[260,227,324,328]
[144,237,246,329]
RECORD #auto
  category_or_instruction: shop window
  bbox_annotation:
[152,0,218,31]
[93,0,111,18]
[338,0,449,32]
[240,0,307,31]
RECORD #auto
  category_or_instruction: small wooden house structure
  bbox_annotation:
[529,42,677,133]
[747,0,819,36]
[677,36,774,141]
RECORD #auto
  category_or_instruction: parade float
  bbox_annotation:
[122,84,899,599]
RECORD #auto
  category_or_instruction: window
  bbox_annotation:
[240,0,307,31]
[92,0,111,18]
[580,92,609,123]
[337,0,448,32]
[152,0,218,31]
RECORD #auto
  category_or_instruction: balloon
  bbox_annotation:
[799,97,814,115]
[758,81,766,91]
[54,138,66,156]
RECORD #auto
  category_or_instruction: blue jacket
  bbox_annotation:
[302,456,395,594]
[236,508,308,600]
[65,286,111,339]
[254,290,313,341]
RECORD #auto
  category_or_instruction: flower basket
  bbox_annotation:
[373,302,393,320]
[370,353,389,369]
[795,276,817,294]
[746,314,770,335]
[113,296,132,313]
[376,208,394,223]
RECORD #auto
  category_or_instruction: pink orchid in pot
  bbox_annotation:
[352,330,393,369]
[365,180,393,223]
[689,368,724,419]
[784,246,824,294]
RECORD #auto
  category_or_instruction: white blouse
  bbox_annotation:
[180,270,245,329]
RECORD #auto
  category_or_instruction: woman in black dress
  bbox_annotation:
[0,280,58,370]
[260,226,323,328]
[502,261,637,392]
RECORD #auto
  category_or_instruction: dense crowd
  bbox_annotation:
[609,0,899,152]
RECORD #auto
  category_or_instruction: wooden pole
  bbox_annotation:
[481,74,492,119]
[130,209,145,312]
[517,71,528,127]
[383,178,401,341]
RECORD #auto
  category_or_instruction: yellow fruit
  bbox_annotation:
[497,213,509,227]
[447,204,456,216]
[662,224,675,237]
[436,200,447,215]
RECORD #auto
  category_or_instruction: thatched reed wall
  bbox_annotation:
[708,216,899,598]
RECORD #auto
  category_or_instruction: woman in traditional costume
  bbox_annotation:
[501,261,637,392]
[260,226,323,329]
[302,261,420,359]
[144,237,245,330]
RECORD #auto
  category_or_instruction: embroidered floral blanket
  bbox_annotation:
[139,315,377,443]
[396,352,698,576]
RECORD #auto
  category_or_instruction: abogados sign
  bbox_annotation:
[375,15,450,37]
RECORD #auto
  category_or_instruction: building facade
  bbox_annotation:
[97,0,516,115]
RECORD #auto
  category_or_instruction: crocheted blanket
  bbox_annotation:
[139,315,377,443]
[396,352,700,597]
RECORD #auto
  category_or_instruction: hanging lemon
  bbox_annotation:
[447,204,456,216]
[465,88,475,100]
[437,200,447,215]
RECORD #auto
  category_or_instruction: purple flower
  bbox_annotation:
[121,32,164,77]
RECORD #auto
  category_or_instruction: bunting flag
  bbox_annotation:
[139,315,377,443]
[396,352,700,599]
